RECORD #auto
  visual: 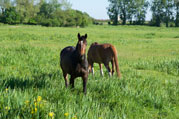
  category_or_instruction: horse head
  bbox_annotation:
[77,33,87,56]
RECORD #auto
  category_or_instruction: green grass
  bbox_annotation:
[0,24,179,119]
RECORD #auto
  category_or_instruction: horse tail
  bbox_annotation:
[111,45,121,78]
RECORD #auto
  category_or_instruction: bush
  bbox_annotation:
[40,19,51,27]
[0,7,21,24]
[50,19,61,27]
[0,3,92,27]
[169,22,175,27]
[35,8,92,27]
[28,18,38,25]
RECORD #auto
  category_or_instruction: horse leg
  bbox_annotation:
[88,64,92,73]
[63,72,68,88]
[111,59,115,76]
[91,66,94,75]
[90,63,94,76]
[104,62,112,77]
[82,75,88,94]
[70,76,75,88]
[88,61,94,75]
[99,63,104,76]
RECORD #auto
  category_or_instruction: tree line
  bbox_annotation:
[108,0,179,27]
[0,0,93,27]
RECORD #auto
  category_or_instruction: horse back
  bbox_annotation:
[60,46,75,73]
[60,46,75,58]
[88,43,115,63]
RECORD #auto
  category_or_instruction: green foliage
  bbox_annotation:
[107,0,178,27]
[38,2,55,19]
[15,0,37,23]
[35,8,92,27]
[0,0,92,27]
[107,0,119,25]
[32,2,92,27]
[163,0,174,27]
[174,0,179,27]
[150,0,179,27]
[133,0,149,25]
[0,7,21,24]
[0,25,179,119]
[107,0,149,25]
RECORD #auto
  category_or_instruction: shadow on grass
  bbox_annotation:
[1,71,61,90]
[2,77,46,90]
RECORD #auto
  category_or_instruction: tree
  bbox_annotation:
[81,12,93,27]
[174,0,179,27]
[0,0,11,8]
[134,0,149,25]
[38,2,55,18]
[0,0,11,13]
[163,0,174,27]
[49,0,61,10]
[15,0,38,23]
[1,7,21,24]
[151,0,176,27]
[0,0,91,27]
[59,0,72,10]
[127,0,136,24]
[151,0,165,27]
[107,0,149,25]
[107,0,119,25]
[119,0,131,25]
[107,0,131,25]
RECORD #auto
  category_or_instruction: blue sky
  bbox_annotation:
[68,0,110,19]
[68,0,152,20]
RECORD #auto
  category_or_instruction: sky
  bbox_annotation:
[68,0,152,21]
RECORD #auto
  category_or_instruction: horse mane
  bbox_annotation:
[91,42,99,46]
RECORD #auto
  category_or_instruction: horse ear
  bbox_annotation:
[85,34,87,38]
[78,33,80,39]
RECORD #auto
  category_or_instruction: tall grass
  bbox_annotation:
[0,25,179,119]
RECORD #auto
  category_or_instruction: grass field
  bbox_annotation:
[0,24,179,119]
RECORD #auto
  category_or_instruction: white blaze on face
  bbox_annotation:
[80,41,83,47]
[80,40,85,54]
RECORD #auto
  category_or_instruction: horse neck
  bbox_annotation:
[74,50,86,62]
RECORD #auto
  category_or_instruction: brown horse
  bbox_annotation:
[60,33,88,94]
[87,42,121,78]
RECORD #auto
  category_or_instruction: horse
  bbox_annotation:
[87,42,121,78]
[60,33,88,94]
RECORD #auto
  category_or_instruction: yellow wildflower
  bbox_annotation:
[35,108,37,113]
[98,117,102,119]
[37,96,42,102]
[31,110,34,114]
[49,112,55,117]
[5,106,10,110]
[5,88,8,92]
[64,112,69,116]
[25,100,30,105]
[34,102,37,107]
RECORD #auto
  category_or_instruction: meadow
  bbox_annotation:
[0,24,179,119]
